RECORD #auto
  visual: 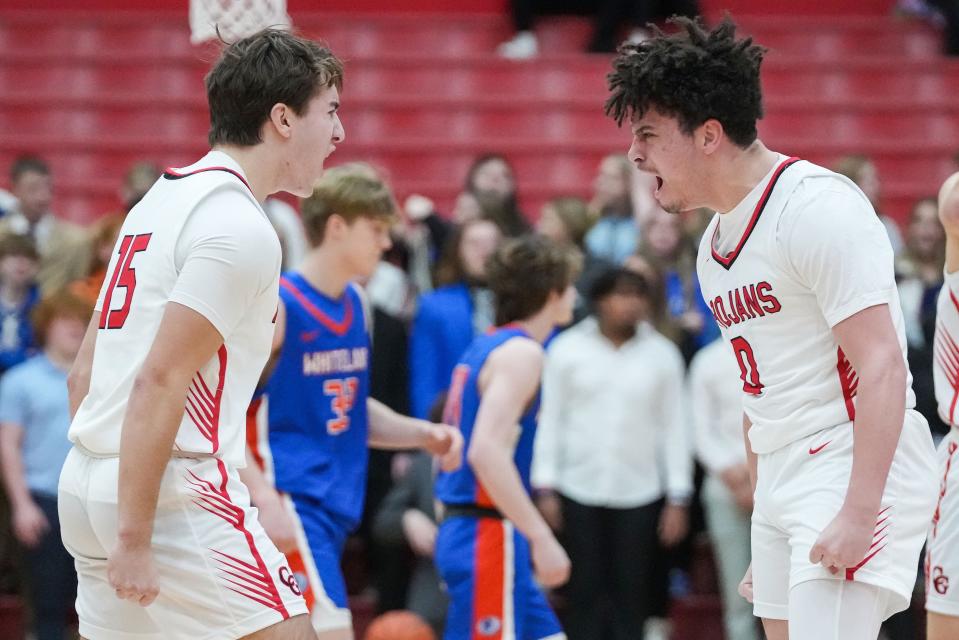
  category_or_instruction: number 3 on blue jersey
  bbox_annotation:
[324,377,358,434]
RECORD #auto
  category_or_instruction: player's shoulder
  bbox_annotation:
[489,334,545,369]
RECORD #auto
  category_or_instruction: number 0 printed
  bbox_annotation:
[731,336,764,395]
[99,233,152,330]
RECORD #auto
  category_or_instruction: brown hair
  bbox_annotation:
[31,289,93,347]
[433,217,501,287]
[300,163,396,246]
[206,28,344,147]
[10,155,50,184]
[486,235,581,326]
[0,235,39,262]
[545,196,593,248]
[86,214,125,275]
[833,154,872,185]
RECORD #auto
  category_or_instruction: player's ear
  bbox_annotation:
[268,103,293,139]
[700,119,723,155]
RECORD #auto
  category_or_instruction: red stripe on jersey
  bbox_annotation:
[836,347,858,421]
[935,323,959,425]
[280,277,354,337]
[710,156,800,270]
[186,346,227,453]
[185,460,290,619]
[162,165,255,197]
[246,396,266,472]
[472,519,505,640]
[932,441,959,538]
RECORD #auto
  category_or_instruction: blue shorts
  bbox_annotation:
[435,516,564,640]
[285,494,354,632]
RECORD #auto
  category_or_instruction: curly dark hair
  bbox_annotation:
[486,235,581,326]
[605,16,766,148]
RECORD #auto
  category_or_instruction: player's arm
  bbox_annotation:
[940,172,959,272]
[742,413,757,495]
[112,303,225,605]
[66,312,99,418]
[468,338,570,587]
[367,398,462,471]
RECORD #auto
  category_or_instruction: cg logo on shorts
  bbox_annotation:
[278,566,301,596]
[476,616,502,636]
[932,565,950,595]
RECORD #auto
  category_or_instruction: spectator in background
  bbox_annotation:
[409,218,502,418]
[585,154,640,264]
[119,161,161,212]
[536,195,608,322]
[464,154,529,237]
[372,398,450,635]
[688,339,758,640]
[834,154,905,255]
[637,210,718,361]
[263,197,310,269]
[533,267,692,640]
[897,196,949,438]
[0,155,89,293]
[68,214,124,306]
[0,236,40,375]
[498,0,699,57]
[0,289,91,640]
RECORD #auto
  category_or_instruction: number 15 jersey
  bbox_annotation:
[696,156,914,455]
[69,151,282,468]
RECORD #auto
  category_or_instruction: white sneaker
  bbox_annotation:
[497,31,538,59]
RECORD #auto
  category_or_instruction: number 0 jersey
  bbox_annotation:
[263,272,371,529]
[69,151,282,467]
[696,156,914,454]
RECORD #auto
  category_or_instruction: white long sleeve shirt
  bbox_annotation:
[688,338,746,475]
[532,318,693,508]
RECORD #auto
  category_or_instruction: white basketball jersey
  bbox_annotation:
[935,271,959,427]
[697,156,914,454]
[69,151,281,467]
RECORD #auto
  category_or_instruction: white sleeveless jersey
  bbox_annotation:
[697,157,914,454]
[69,151,281,467]
[935,271,959,427]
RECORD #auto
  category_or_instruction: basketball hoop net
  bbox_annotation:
[189,0,291,45]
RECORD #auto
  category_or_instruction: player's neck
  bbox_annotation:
[711,140,781,214]
[212,144,275,202]
[297,248,352,300]
[515,310,556,344]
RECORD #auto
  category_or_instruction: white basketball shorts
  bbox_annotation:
[58,446,308,640]
[926,428,959,616]
[751,410,937,621]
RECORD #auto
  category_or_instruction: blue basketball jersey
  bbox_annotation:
[435,326,540,507]
[266,272,370,529]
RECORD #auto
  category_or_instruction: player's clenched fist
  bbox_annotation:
[809,507,874,575]
[530,531,571,588]
[738,563,753,603]
[108,542,160,606]
[425,423,464,472]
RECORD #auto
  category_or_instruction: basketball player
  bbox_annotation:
[927,171,959,640]
[434,236,576,640]
[606,17,937,639]
[57,29,344,640]
[241,164,462,640]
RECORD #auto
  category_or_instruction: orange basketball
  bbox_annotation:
[363,610,436,640]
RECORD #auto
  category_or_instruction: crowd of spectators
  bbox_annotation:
[0,144,948,640]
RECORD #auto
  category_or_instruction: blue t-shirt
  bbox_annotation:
[435,326,540,507]
[0,286,39,374]
[265,273,371,530]
[0,353,72,497]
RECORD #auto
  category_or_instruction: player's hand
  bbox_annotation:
[256,493,299,555]
[401,509,438,557]
[535,490,563,533]
[108,541,159,606]
[738,563,754,603]
[530,531,571,589]
[809,506,876,575]
[12,499,49,548]
[424,423,463,472]
[720,464,754,513]
[658,503,689,548]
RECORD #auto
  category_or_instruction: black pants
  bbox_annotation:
[24,493,76,640]
[561,495,662,640]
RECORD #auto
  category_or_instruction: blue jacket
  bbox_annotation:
[409,283,476,418]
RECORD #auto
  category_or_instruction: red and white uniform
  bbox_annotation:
[927,269,959,615]
[58,151,307,640]
[697,155,937,621]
